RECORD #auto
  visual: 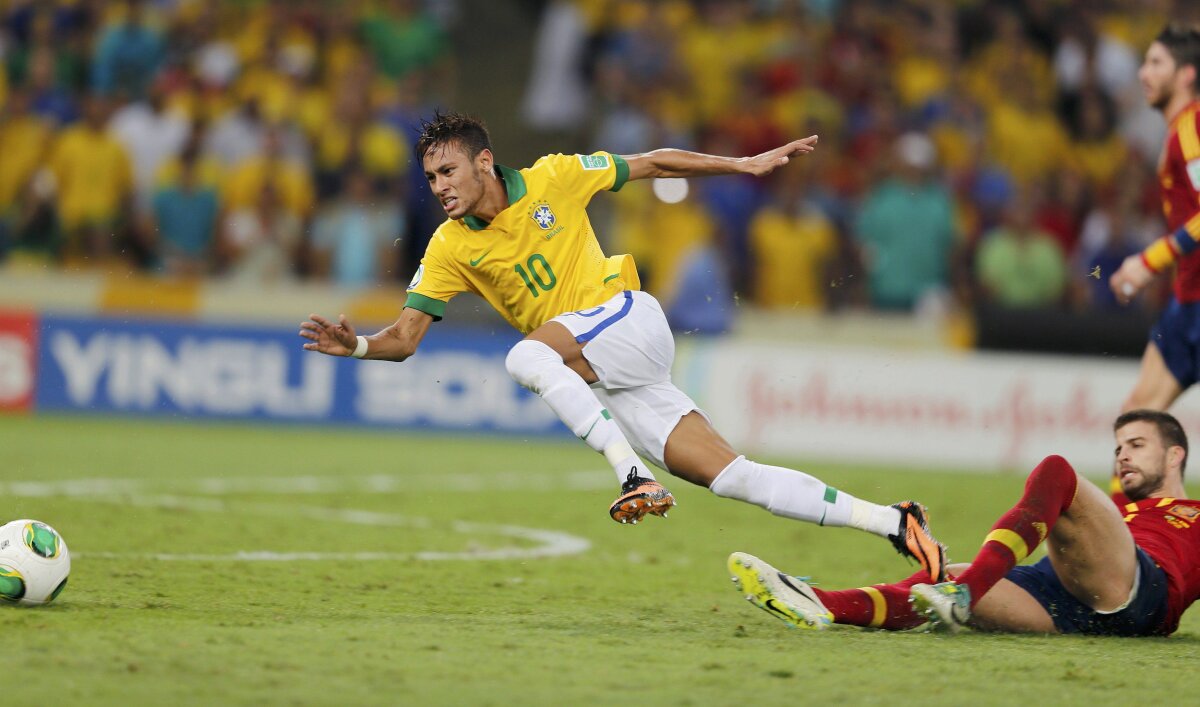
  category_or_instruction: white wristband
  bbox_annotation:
[350,336,368,359]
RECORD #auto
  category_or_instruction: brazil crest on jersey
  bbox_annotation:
[404,152,639,334]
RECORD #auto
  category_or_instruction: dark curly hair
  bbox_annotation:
[416,111,493,162]
[1156,23,1200,90]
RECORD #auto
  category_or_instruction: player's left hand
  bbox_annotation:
[741,136,818,177]
[1109,255,1155,305]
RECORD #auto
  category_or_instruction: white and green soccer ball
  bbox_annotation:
[0,520,70,606]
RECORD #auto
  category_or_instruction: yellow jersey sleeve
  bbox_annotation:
[403,228,470,320]
[532,152,630,205]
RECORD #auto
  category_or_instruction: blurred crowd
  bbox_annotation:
[0,0,454,286]
[1,0,1197,330]
[526,0,1198,331]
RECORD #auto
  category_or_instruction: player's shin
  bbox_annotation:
[708,457,899,535]
[955,455,1077,607]
[813,571,930,630]
[505,339,648,482]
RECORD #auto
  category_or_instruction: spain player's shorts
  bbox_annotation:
[550,290,709,470]
[1149,297,1200,388]
[1005,547,1169,635]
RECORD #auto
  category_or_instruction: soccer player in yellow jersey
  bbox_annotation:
[300,112,946,581]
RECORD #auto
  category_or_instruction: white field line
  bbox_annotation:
[4,473,597,562]
[0,470,612,498]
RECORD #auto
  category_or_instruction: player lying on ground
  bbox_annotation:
[730,410,1200,635]
[299,111,945,581]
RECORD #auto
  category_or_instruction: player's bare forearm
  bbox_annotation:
[299,308,431,361]
[624,136,818,181]
[373,307,433,361]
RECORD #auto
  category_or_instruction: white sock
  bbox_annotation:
[709,456,900,537]
[506,339,653,484]
[848,498,903,537]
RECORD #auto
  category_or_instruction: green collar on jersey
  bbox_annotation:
[463,164,527,231]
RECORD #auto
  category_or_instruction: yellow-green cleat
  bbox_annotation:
[910,582,971,633]
[727,552,832,631]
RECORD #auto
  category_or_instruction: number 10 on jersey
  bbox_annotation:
[514,254,557,297]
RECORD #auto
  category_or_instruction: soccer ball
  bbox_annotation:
[0,520,70,606]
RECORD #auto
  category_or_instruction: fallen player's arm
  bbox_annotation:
[622,136,818,181]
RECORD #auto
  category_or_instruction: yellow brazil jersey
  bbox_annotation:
[48,126,132,228]
[405,152,640,334]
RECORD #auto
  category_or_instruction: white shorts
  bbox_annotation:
[550,290,707,469]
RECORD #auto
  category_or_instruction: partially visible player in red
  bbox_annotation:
[1109,24,1200,504]
[729,410,1200,636]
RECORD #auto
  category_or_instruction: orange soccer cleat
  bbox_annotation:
[889,501,948,583]
[608,469,675,524]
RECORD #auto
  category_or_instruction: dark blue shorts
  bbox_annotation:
[1150,298,1200,389]
[1005,547,1169,636]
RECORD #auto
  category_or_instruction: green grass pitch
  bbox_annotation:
[4,414,1199,705]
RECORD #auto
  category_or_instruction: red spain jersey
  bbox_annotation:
[1120,496,1200,634]
[1159,100,1200,302]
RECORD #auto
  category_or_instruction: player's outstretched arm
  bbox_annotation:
[623,136,818,182]
[299,307,433,362]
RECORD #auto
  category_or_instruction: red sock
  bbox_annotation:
[813,570,928,630]
[955,454,1078,608]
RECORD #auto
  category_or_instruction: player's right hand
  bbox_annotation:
[299,313,357,356]
[1108,255,1155,305]
[741,136,819,177]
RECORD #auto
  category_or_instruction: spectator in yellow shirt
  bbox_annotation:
[1066,89,1128,191]
[47,96,134,263]
[313,79,408,198]
[0,90,55,260]
[0,90,52,227]
[749,164,838,310]
[986,74,1069,186]
[222,125,315,219]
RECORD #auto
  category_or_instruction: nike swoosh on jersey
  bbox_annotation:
[469,249,492,267]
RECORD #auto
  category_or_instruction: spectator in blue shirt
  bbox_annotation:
[152,148,218,276]
[311,167,404,287]
[854,132,957,311]
[92,0,164,99]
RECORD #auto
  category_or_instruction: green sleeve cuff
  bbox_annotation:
[610,154,629,192]
[404,292,447,320]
